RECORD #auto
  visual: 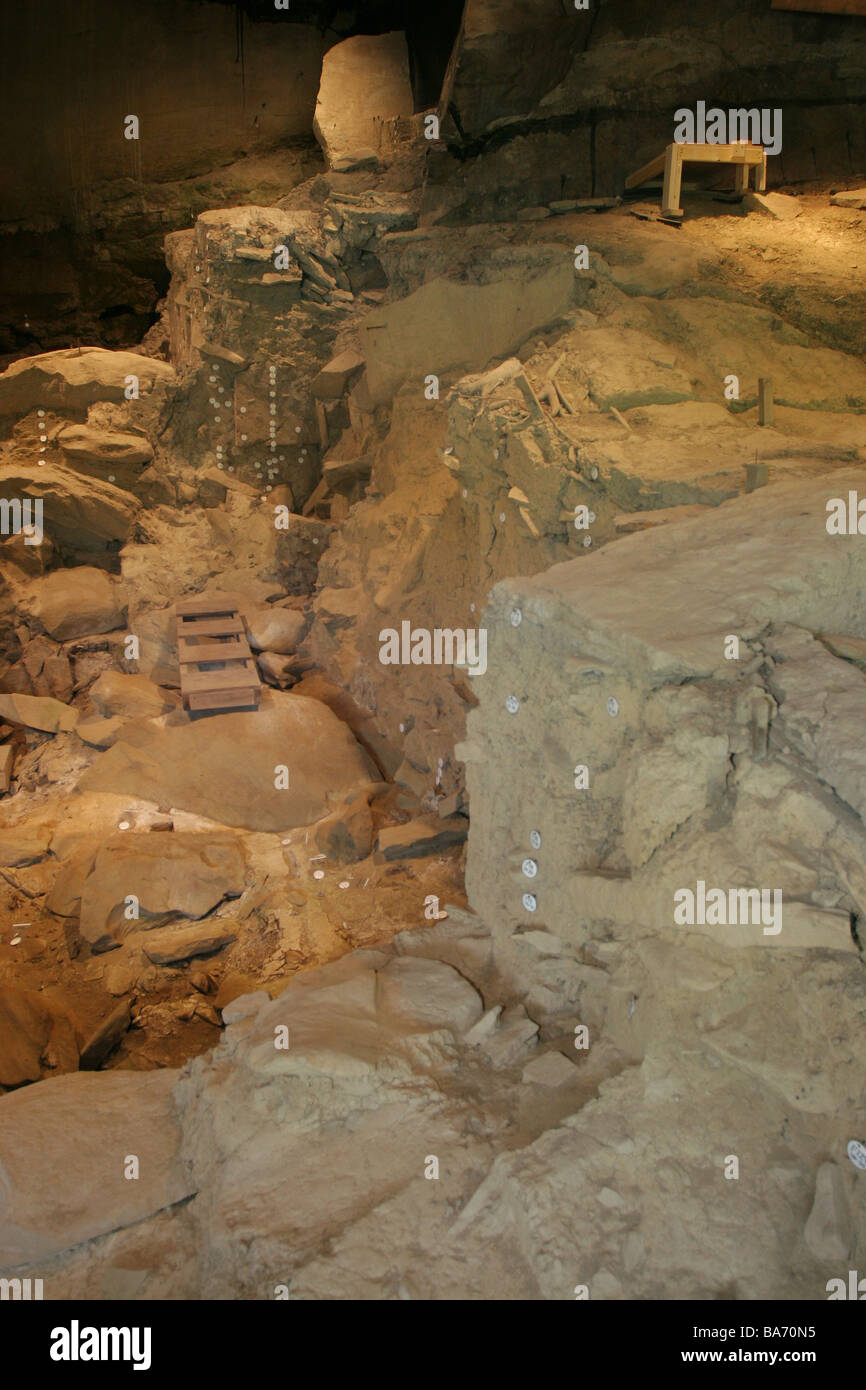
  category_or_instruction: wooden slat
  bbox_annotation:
[181,661,257,694]
[178,637,250,663]
[772,0,866,14]
[676,143,764,164]
[187,689,260,711]
[176,615,244,637]
[176,595,242,617]
[624,151,666,189]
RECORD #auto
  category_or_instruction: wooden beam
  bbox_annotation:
[758,378,774,427]
[181,661,258,694]
[625,151,666,190]
[772,0,866,15]
[178,637,249,663]
[662,143,684,218]
[675,143,764,165]
[175,616,244,637]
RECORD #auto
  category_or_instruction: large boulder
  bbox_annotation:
[89,670,177,720]
[30,565,126,640]
[57,424,154,490]
[0,465,136,552]
[243,604,307,655]
[78,831,246,952]
[0,349,174,420]
[76,690,378,832]
[0,1070,194,1264]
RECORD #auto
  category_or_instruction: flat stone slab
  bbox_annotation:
[0,692,78,733]
[79,832,246,952]
[0,1070,194,1266]
[143,922,237,965]
[830,187,866,209]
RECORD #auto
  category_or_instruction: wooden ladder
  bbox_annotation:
[175,595,262,713]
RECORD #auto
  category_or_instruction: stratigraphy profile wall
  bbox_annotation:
[0,1,324,225]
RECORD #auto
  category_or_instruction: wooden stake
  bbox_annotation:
[661,143,684,219]
[758,377,774,427]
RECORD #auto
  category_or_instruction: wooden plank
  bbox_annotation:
[662,143,684,218]
[302,477,330,517]
[758,377,774,427]
[772,0,866,14]
[176,616,244,637]
[176,596,242,617]
[187,689,260,711]
[624,151,667,189]
[181,661,258,694]
[676,143,764,164]
[178,637,250,663]
[734,160,751,195]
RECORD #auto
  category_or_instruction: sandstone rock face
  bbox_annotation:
[0,349,174,420]
[376,957,483,1034]
[0,986,79,1090]
[0,825,51,866]
[362,251,576,404]
[0,465,137,552]
[0,1070,194,1265]
[78,832,246,952]
[313,33,414,169]
[77,690,378,833]
[30,565,126,640]
[57,424,154,491]
[434,0,866,206]
[463,471,866,960]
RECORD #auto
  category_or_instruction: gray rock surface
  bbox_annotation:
[0,1070,194,1265]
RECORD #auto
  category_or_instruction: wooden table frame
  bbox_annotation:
[626,142,767,218]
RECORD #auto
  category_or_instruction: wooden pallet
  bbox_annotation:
[175,595,262,713]
[626,142,767,219]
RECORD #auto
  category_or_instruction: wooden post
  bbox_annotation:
[745,462,769,492]
[756,150,767,192]
[758,377,774,427]
[733,159,750,196]
[661,143,684,218]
